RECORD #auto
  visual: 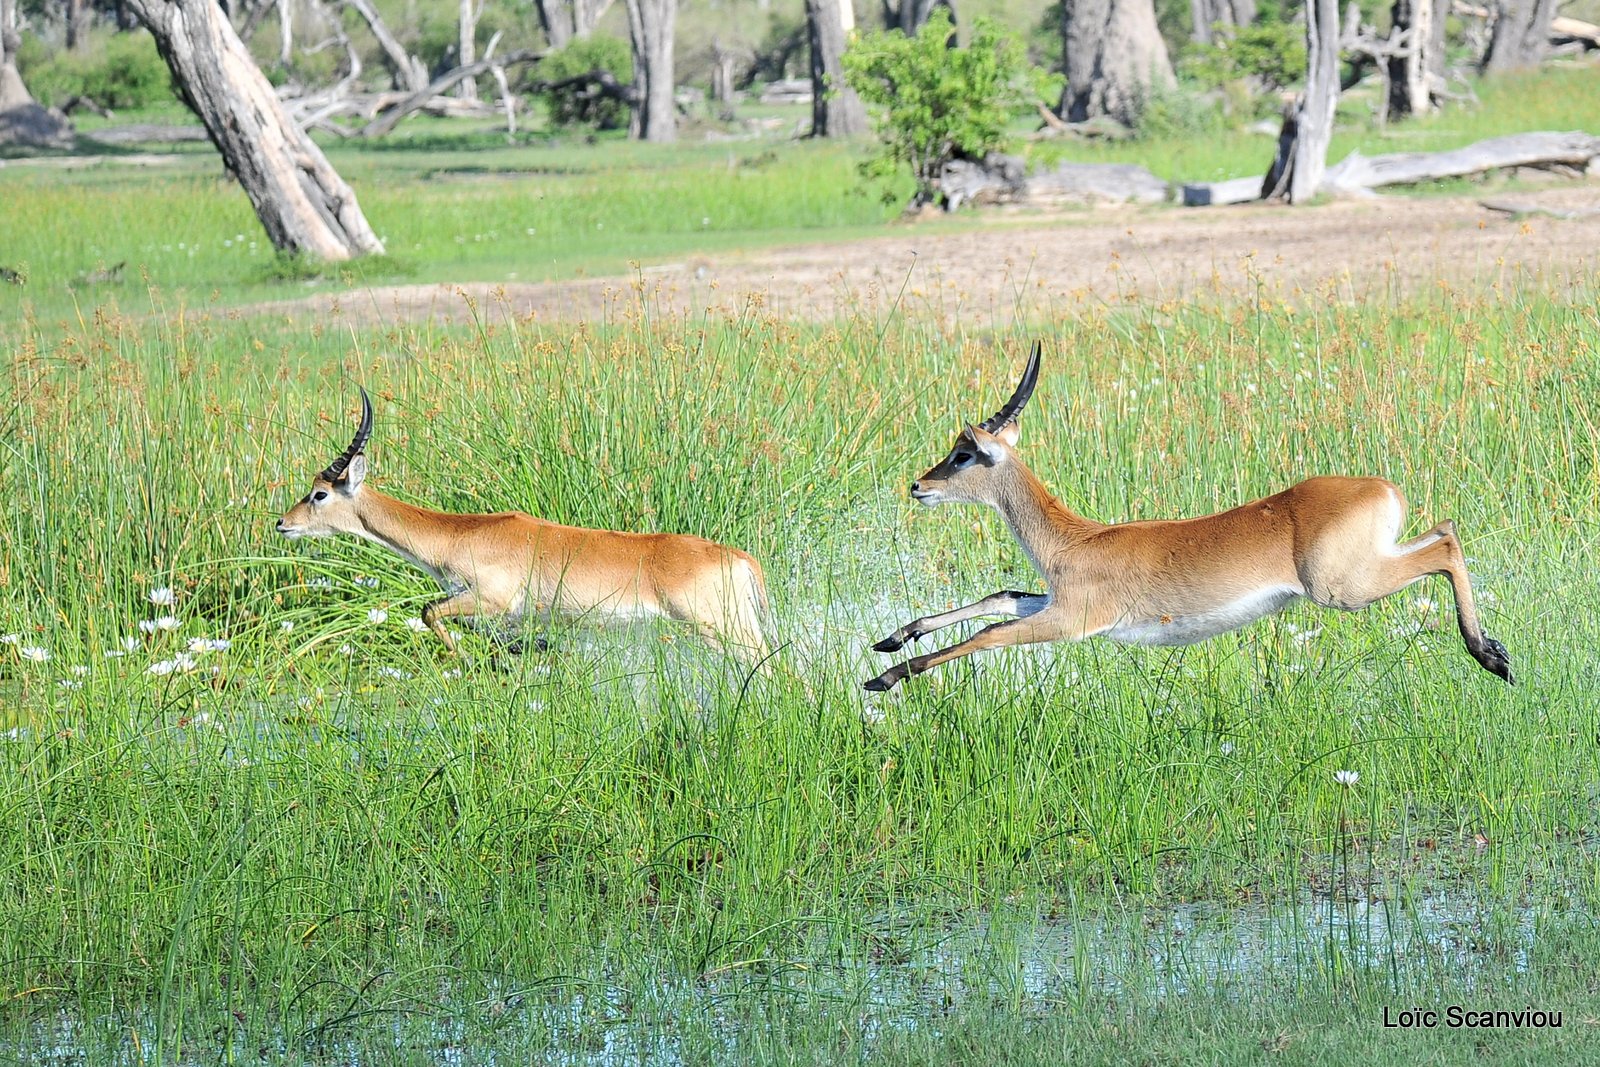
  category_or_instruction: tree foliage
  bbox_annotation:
[1179,20,1306,93]
[538,35,633,130]
[843,10,1051,209]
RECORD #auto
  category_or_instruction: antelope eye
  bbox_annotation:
[952,451,974,467]
[312,489,329,503]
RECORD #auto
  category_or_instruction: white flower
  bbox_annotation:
[58,679,83,691]
[367,609,388,624]
[148,586,176,606]
[139,616,180,634]
[376,666,413,680]
[147,654,197,676]
[1334,769,1360,787]
[0,633,19,645]
[308,577,333,590]
[18,645,49,662]
[337,643,356,656]
[403,617,428,633]
[442,668,462,680]
[280,620,295,633]
[187,637,232,653]
[70,665,89,676]
[353,577,380,589]
[121,636,140,651]
[1219,742,1235,756]
[104,649,128,659]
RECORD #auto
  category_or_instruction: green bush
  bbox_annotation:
[16,30,177,110]
[843,11,1054,210]
[536,35,633,131]
[1179,21,1306,95]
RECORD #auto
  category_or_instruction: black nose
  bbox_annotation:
[910,481,921,494]
[275,521,286,532]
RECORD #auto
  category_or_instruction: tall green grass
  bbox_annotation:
[1,279,1596,1058]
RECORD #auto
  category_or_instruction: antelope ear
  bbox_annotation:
[340,453,368,491]
[969,425,1008,466]
[994,419,1021,448]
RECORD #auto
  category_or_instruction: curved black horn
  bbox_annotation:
[320,387,373,480]
[978,341,1042,434]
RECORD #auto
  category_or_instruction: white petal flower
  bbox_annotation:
[280,620,295,633]
[70,665,89,676]
[58,679,83,691]
[18,645,49,662]
[148,586,176,606]
[367,608,388,624]
[187,637,232,653]
[155,616,180,631]
[0,633,20,645]
[121,636,140,651]
[337,643,356,655]
[403,617,428,633]
[1334,769,1359,787]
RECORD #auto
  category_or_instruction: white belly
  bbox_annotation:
[1099,586,1302,647]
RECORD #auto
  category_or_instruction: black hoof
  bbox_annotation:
[863,672,899,693]
[872,635,905,654]
[1476,637,1513,685]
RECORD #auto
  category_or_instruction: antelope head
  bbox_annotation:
[276,388,374,539]
[909,341,1041,507]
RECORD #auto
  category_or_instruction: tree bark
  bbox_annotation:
[1481,0,1556,71]
[1190,0,1256,44]
[0,0,32,109]
[66,0,89,49]
[123,0,384,260]
[623,0,675,142]
[1259,0,1339,202]
[535,0,615,48]
[276,0,292,67]
[457,0,479,100]
[1386,0,1447,116]
[882,0,953,34]
[1059,0,1175,126]
[805,0,866,138]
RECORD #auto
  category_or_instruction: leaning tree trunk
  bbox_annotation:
[882,0,954,33]
[123,0,384,260]
[342,0,425,91]
[1059,0,1176,126]
[1386,0,1446,117]
[1481,0,1556,72]
[1190,0,1256,44]
[1262,0,1339,201]
[805,0,866,138]
[623,0,675,142]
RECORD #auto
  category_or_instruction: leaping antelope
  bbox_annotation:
[865,342,1513,692]
[277,389,772,665]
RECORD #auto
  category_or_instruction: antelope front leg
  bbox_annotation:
[872,590,1049,653]
[864,609,1081,692]
[422,591,481,655]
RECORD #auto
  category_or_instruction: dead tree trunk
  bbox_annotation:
[882,0,954,33]
[276,0,292,67]
[1386,0,1447,116]
[0,0,27,110]
[535,0,614,48]
[1190,0,1256,44]
[1260,0,1339,202]
[124,0,384,260]
[342,0,425,91]
[805,0,866,138]
[457,0,480,100]
[1481,0,1556,71]
[1059,0,1175,126]
[66,0,89,49]
[623,0,675,142]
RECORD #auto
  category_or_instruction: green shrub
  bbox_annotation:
[535,35,633,131]
[16,30,177,110]
[1179,21,1306,95]
[843,10,1054,210]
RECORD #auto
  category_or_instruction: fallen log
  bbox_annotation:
[1322,130,1600,192]
[360,49,541,137]
[940,153,1168,211]
[1479,197,1600,219]
[1182,130,1600,206]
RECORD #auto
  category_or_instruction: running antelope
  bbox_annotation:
[864,342,1513,691]
[277,389,771,664]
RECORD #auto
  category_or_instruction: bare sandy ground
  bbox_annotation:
[256,184,1600,327]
